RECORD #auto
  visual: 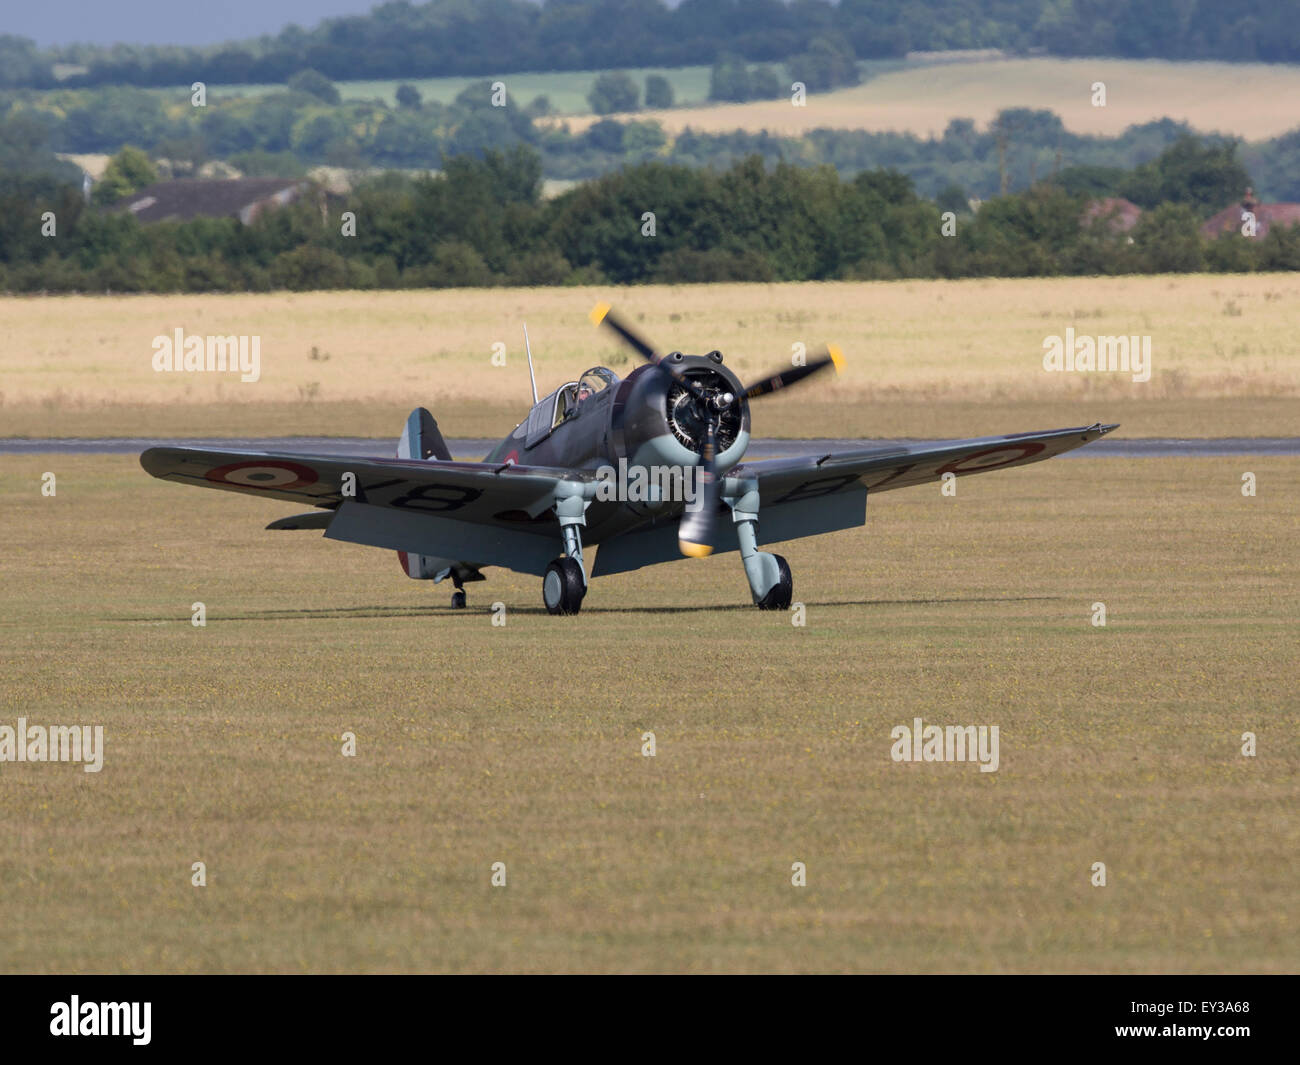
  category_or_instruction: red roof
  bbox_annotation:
[109,178,308,225]
[1202,200,1300,238]
[1082,197,1142,233]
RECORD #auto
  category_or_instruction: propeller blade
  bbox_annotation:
[590,302,707,399]
[589,302,658,362]
[678,416,720,558]
[742,345,844,399]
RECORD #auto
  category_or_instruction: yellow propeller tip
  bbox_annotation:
[679,540,714,558]
[828,344,845,372]
[589,301,611,326]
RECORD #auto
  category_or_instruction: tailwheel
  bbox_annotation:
[543,557,586,616]
[450,589,467,609]
[755,553,792,611]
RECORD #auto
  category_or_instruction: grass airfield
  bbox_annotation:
[1,452,1296,973]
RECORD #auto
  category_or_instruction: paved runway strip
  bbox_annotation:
[4,437,1297,457]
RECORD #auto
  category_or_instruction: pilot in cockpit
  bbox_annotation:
[571,368,616,415]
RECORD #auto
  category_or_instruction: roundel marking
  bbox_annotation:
[503,449,520,466]
[205,459,319,490]
[937,442,1045,476]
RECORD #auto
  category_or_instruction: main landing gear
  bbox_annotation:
[729,479,793,611]
[543,490,589,615]
[450,574,467,609]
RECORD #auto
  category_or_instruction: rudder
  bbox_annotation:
[397,407,452,461]
[395,407,453,579]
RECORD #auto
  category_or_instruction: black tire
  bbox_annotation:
[755,553,792,611]
[450,590,467,609]
[543,557,586,615]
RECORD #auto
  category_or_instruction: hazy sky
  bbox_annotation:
[5,1,386,47]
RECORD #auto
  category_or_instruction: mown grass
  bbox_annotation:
[1,453,1295,972]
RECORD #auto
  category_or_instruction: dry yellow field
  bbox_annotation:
[2,274,1297,441]
[555,58,1300,139]
[1,454,1296,972]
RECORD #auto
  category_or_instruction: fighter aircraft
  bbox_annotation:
[141,305,1117,615]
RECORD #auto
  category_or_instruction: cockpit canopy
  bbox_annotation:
[577,367,619,397]
[566,367,618,413]
[521,366,621,447]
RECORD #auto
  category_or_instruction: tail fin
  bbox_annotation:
[396,407,452,580]
[397,407,452,461]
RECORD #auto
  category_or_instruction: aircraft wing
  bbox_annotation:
[729,423,1118,505]
[591,424,1116,576]
[140,446,598,576]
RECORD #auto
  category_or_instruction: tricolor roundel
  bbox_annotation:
[205,460,319,490]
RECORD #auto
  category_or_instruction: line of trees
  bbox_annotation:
[2,145,1297,295]
[10,70,1300,204]
[5,1,1299,91]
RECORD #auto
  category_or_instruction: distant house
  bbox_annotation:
[111,178,310,225]
[1202,188,1300,239]
[1082,197,1142,234]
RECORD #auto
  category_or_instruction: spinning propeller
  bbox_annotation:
[589,303,844,558]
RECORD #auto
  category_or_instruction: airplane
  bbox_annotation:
[140,304,1117,615]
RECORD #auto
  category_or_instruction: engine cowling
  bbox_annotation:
[612,353,751,473]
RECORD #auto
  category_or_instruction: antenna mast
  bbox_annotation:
[523,322,539,404]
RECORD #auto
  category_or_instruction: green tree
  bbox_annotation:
[709,54,751,102]
[395,83,423,110]
[91,145,158,205]
[748,66,783,100]
[935,183,970,216]
[587,71,639,115]
[644,74,674,109]
[287,69,341,105]
[624,121,667,155]
[1132,203,1205,272]
[1122,136,1251,217]
[584,119,626,153]
[787,35,861,94]
[291,113,349,158]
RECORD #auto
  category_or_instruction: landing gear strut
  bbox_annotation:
[450,576,467,609]
[729,478,793,610]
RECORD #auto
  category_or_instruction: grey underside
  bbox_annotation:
[321,489,866,580]
[590,488,866,576]
[324,500,556,577]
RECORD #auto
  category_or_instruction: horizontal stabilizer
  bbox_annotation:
[266,511,333,530]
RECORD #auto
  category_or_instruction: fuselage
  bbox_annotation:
[482,355,751,544]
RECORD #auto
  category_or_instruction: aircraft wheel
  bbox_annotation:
[450,589,467,609]
[755,554,792,611]
[543,558,585,615]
